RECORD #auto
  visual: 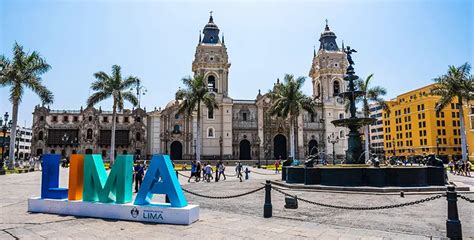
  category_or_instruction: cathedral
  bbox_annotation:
[147,14,349,161]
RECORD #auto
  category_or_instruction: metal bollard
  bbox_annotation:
[264,180,272,218]
[446,185,462,239]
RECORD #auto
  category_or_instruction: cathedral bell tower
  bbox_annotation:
[309,20,348,159]
[191,12,233,160]
[192,12,231,98]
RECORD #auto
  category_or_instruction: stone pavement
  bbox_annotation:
[0,167,473,239]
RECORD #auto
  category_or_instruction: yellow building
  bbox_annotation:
[383,83,470,161]
[465,103,474,161]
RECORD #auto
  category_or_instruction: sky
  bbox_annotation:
[0,0,472,127]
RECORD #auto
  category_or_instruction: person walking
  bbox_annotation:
[133,162,144,193]
[196,161,202,182]
[275,159,280,173]
[235,161,243,182]
[215,161,220,182]
[448,160,455,173]
[218,161,226,181]
[466,161,472,177]
[204,162,213,182]
[188,160,197,183]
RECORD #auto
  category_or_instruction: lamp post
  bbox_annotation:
[0,112,11,172]
[219,136,223,161]
[436,136,441,157]
[327,133,339,165]
[392,138,396,158]
[130,79,147,109]
[193,139,197,160]
[256,137,261,168]
[61,132,69,159]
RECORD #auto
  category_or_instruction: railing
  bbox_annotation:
[232,121,258,129]
[303,122,324,130]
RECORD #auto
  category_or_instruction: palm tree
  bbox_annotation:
[176,75,218,162]
[268,74,316,159]
[354,74,389,162]
[87,65,138,165]
[0,43,53,170]
[431,62,473,162]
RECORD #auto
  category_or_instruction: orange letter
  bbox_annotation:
[68,154,84,200]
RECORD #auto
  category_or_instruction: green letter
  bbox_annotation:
[83,154,133,204]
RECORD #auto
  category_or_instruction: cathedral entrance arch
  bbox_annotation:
[273,134,287,160]
[170,141,183,160]
[308,140,318,155]
[239,139,251,160]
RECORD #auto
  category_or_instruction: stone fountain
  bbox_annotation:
[281,46,448,189]
[331,46,376,164]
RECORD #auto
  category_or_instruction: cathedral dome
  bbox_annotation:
[319,20,339,51]
[165,99,182,109]
[202,12,220,44]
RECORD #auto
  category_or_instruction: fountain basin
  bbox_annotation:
[332,118,376,128]
[283,166,445,187]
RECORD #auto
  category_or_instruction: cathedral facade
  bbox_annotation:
[147,15,348,161]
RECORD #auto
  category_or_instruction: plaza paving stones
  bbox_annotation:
[0,167,473,239]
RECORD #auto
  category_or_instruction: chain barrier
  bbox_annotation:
[176,171,189,178]
[272,187,444,210]
[458,195,474,203]
[182,186,265,199]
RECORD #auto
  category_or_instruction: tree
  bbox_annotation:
[0,42,53,170]
[268,74,316,159]
[431,62,473,162]
[353,74,389,162]
[176,75,218,162]
[87,65,138,165]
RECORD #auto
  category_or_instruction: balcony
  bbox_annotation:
[232,121,258,129]
[303,122,324,130]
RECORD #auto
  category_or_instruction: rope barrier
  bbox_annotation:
[181,186,265,199]
[272,187,445,210]
[252,171,279,176]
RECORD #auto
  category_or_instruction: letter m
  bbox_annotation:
[83,155,133,204]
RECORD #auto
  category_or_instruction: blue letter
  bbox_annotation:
[134,155,187,207]
[41,154,68,199]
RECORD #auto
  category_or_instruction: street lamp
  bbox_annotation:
[219,136,223,161]
[436,136,441,157]
[193,139,197,160]
[392,138,396,158]
[130,79,147,109]
[61,132,70,158]
[256,137,261,168]
[327,133,339,165]
[1,112,11,171]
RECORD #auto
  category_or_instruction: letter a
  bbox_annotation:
[134,155,188,207]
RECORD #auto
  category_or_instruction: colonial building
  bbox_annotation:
[31,106,148,159]
[147,15,349,161]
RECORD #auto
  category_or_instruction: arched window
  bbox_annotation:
[207,75,216,92]
[173,125,180,133]
[316,83,321,98]
[175,114,179,119]
[339,130,345,138]
[38,131,43,141]
[136,132,141,141]
[208,108,214,119]
[310,113,316,122]
[88,116,92,122]
[333,80,340,96]
[86,129,93,139]
[207,127,215,138]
